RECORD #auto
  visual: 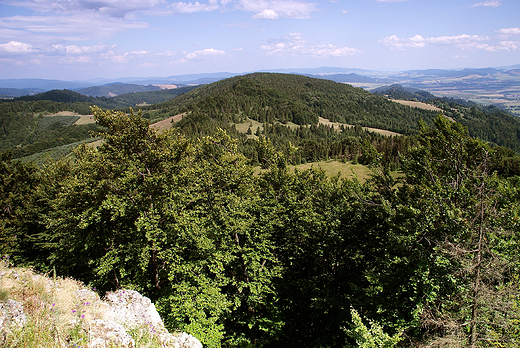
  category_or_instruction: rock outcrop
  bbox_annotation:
[81,289,203,348]
[0,264,202,348]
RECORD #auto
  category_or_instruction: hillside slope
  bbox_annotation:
[152,72,438,135]
[148,72,520,151]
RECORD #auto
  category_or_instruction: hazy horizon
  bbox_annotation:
[1,0,519,81]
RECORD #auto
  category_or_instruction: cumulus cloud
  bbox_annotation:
[427,34,485,45]
[471,0,501,7]
[497,28,520,36]
[497,41,519,51]
[261,33,362,57]
[379,32,519,52]
[0,40,34,54]
[378,35,425,49]
[252,9,279,19]
[236,0,317,19]
[168,0,219,14]
[380,34,488,50]
[52,43,115,55]
[7,0,164,18]
[183,48,226,60]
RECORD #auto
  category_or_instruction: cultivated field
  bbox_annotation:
[43,111,96,125]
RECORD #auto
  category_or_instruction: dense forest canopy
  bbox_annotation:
[2,73,520,347]
[0,86,197,159]
[2,73,520,163]
[149,73,439,133]
[2,107,520,347]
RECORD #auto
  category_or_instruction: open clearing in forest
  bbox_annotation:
[73,115,95,124]
[44,111,96,125]
[289,160,402,181]
[150,112,186,132]
[390,99,443,113]
[233,117,401,137]
[256,160,390,181]
[317,117,401,137]
[290,160,373,180]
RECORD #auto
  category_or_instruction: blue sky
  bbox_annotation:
[0,0,519,80]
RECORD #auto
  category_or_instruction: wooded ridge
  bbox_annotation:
[2,73,520,347]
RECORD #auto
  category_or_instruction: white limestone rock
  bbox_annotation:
[102,289,202,348]
[88,319,135,348]
[0,299,26,332]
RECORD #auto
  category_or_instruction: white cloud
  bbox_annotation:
[168,0,219,14]
[52,43,115,55]
[471,0,501,7]
[183,48,226,60]
[379,32,519,52]
[252,9,279,20]
[236,0,317,19]
[380,34,487,50]
[7,0,164,18]
[497,28,520,36]
[373,0,409,2]
[0,14,148,42]
[103,49,152,63]
[310,44,362,57]
[261,33,362,57]
[427,34,485,45]
[0,40,34,54]
[497,41,519,51]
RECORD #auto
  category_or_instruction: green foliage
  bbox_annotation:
[372,84,437,102]
[38,107,282,347]
[3,76,520,348]
[0,98,99,158]
[0,153,48,267]
[159,72,438,134]
[393,115,520,346]
[345,308,403,348]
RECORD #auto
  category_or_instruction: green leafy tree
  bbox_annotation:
[345,308,403,348]
[394,115,520,346]
[0,153,48,266]
[42,107,282,347]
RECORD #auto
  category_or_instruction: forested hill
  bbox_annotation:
[2,73,520,162]
[152,72,439,135]
[13,85,198,109]
[371,84,437,102]
[149,73,520,151]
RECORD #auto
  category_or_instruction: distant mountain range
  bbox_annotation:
[1,66,519,115]
[0,66,517,92]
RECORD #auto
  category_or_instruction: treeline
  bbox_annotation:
[176,112,412,170]
[2,108,520,347]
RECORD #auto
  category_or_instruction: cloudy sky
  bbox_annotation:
[0,0,519,80]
